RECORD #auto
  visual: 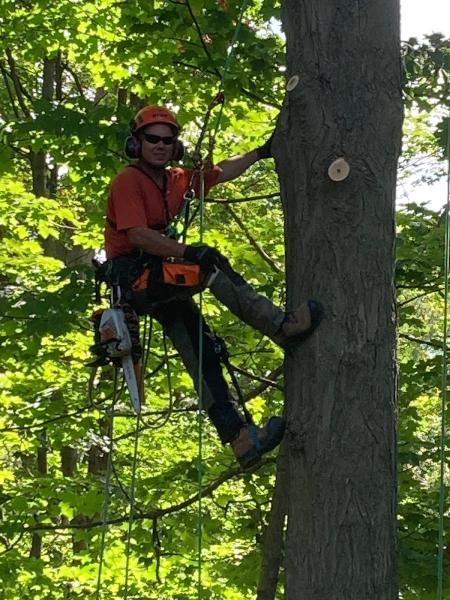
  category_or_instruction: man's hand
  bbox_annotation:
[183,244,226,270]
[256,132,274,160]
[215,130,275,184]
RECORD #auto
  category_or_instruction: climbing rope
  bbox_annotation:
[188,3,251,597]
[437,101,450,600]
[95,368,119,600]
[197,168,205,600]
[122,316,150,597]
[121,318,181,595]
[123,411,141,599]
[211,0,251,142]
[187,0,252,166]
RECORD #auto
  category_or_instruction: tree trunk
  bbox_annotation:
[30,56,56,197]
[61,446,89,553]
[88,416,110,476]
[275,2,402,599]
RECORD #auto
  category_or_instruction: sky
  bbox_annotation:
[399,0,450,210]
[401,0,450,40]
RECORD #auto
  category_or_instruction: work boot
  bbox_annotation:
[272,299,324,348]
[231,417,286,471]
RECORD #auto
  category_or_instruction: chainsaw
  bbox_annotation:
[96,307,142,414]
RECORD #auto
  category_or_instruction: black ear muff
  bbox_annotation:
[173,139,185,161]
[125,135,141,159]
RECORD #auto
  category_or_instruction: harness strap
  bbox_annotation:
[127,164,172,224]
[107,164,197,240]
[209,331,254,426]
[106,164,169,233]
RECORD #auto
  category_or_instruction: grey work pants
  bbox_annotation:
[129,258,284,443]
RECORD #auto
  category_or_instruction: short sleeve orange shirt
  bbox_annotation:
[105,165,221,258]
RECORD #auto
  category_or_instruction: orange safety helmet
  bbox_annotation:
[131,105,181,134]
[125,105,184,160]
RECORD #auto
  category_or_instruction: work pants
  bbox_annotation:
[129,258,284,443]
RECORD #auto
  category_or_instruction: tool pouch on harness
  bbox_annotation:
[162,259,201,287]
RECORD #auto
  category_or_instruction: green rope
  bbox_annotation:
[193,4,250,596]
[212,0,251,141]
[159,332,176,429]
[95,368,119,600]
[197,168,205,600]
[437,101,450,600]
[123,412,141,599]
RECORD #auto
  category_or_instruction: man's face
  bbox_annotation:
[140,123,176,167]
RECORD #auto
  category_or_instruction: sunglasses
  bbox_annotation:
[142,133,175,145]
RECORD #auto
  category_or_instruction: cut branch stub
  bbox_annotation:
[328,157,350,182]
[286,75,299,91]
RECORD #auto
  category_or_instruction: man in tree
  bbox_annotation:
[104,105,323,469]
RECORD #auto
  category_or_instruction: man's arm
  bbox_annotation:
[215,132,274,183]
[215,149,259,184]
[126,227,186,257]
[127,228,225,269]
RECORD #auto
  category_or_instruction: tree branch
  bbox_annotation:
[399,332,443,350]
[61,62,85,98]
[184,0,222,78]
[5,48,31,117]
[0,531,25,556]
[225,204,283,273]
[173,60,281,109]
[0,359,282,434]
[0,61,20,118]
[396,276,441,290]
[25,458,275,532]
[206,192,280,204]
[398,287,442,307]
[232,364,284,392]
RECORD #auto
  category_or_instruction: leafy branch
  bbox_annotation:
[25,457,275,533]
[225,204,283,273]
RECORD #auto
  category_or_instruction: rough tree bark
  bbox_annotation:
[274,2,403,599]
